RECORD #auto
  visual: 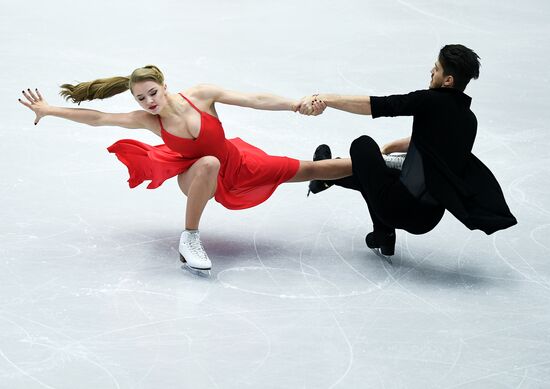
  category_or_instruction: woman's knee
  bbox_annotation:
[177,156,220,194]
[195,156,221,176]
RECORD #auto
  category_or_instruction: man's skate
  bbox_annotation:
[365,231,395,265]
[383,153,406,170]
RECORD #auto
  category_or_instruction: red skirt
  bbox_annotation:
[107,138,300,210]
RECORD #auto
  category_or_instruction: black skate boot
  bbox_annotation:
[307,144,333,196]
[365,230,396,264]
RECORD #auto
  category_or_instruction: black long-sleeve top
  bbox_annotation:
[370,88,517,234]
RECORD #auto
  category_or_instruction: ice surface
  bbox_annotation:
[1,0,550,388]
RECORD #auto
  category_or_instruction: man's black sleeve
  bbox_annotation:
[370,89,430,118]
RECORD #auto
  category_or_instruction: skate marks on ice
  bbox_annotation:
[0,305,279,388]
[212,210,361,389]
[501,166,550,290]
[216,203,392,299]
[216,201,496,302]
[396,0,491,34]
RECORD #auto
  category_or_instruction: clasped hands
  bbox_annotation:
[295,94,326,116]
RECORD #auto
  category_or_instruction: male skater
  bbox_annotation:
[300,44,517,259]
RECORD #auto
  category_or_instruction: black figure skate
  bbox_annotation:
[365,231,396,264]
[307,144,333,196]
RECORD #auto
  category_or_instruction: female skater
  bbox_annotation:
[18,65,351,274]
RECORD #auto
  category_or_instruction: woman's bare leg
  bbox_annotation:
[287,158,352,183]
[177,156,220,229]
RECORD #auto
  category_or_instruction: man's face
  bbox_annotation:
[430,60,446,88]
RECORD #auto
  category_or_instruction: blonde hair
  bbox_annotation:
[60,65,165,104]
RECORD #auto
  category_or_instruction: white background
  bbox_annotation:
[1,0,549,388]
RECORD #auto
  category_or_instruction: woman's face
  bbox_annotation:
[132,81,167,114]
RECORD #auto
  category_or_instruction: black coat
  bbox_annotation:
[370,88,517,234]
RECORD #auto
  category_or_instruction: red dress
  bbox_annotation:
[107,93,300,210]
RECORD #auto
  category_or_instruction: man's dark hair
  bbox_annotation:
[438,44,481,91]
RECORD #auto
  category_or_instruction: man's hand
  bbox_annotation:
[297,95,327,116]
[380,143,391,155]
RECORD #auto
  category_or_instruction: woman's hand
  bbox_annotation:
[311,98,326,115]
[297,95,327,116]
[18,88,49,125]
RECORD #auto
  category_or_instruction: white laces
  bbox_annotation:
[383,154,406,170]
[187,233,209,262]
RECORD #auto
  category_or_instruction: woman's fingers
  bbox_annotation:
[17,97,31,108]
[27,88,39,101]
[18,89,45,125]
[22,89,35,104]
[22,88,42,103]
[311,100,326,116]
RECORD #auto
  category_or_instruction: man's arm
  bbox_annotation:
[381,136,411,154]
[300,90,430,117]
[300,94,372,115]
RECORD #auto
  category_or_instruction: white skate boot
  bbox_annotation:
[383,153,406,170]
[179,230,212,276]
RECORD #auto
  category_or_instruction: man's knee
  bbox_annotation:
[350,135,378,160]
[350,136,380,174]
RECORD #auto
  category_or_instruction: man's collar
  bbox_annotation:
[433,87,472,108]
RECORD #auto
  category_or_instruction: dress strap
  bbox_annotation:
[156,115,165,131]
[179,93,202,114]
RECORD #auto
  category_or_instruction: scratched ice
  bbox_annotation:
[1,0,550,388]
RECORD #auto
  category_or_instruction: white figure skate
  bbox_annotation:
[383,153,406,170]
[179,230,212,276]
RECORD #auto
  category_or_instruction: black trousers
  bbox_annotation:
[335,136,445,235]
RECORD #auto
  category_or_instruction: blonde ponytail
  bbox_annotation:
[60,65,165,105]
[60,76,130,104]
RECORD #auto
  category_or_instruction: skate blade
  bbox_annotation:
[370,248,393,265]
[181,264,211,277]
[180,254,211,277]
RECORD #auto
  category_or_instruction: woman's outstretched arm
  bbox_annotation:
[18,88,154,130]
[191,84,299,112]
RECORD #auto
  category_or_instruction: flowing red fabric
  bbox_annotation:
[107,141,191,189]
[107,93,300,210]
